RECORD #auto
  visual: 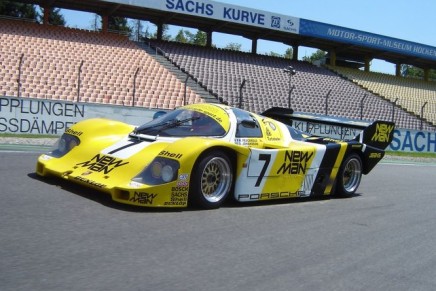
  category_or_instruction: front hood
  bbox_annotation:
[44,136,177,189]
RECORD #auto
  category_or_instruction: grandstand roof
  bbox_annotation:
[15,0,436,70]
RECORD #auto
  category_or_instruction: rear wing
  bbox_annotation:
[261,107,395,150]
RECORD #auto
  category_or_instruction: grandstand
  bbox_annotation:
[147,39,436,130]
[1,17,435,131]
[329,66,436,126]
[0,18,203,108]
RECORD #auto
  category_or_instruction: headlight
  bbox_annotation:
[161,165,175,182]
[133,157,180,185]
[50,133,80,158]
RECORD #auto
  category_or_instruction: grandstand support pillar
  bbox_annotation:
[424,68,430,81]
[101,14,109,33]
[329,50,337,66]
[206,30,212,48]
[395,63,401,77]
[251,38,258,54]
[42,5,50,25]
[292,44,298,61]
[157,23,163,40]
[364,56,371,72]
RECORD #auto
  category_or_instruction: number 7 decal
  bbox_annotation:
[255,154,271,187]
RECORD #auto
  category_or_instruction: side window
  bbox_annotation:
[233,109,262,138]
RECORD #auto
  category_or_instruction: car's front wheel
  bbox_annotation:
[335,153,362,197]
[189,150,233,209]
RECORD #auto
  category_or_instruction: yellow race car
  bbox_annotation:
[36,103,394,209]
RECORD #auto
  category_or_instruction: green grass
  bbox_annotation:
[385,150,436,159]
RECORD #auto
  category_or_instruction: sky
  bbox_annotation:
[60,0,436,74]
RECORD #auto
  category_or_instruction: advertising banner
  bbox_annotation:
[0,97,155,135]
[102,0,300,34]
[299,19,436,61]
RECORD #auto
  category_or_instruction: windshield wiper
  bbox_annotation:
[156,117,200,132]
[133,116,200,136]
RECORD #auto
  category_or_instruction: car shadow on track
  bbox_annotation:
[29,172,361,212]
[222,192,361,209]
[28,172,183,213]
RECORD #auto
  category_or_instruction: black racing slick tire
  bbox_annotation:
[189,150,233,209]
[335,153,362,197]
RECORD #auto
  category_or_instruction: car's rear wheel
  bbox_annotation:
[335,153,362,197]
[189,150,233,209]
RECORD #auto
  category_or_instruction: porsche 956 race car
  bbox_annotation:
[36,103,394,209]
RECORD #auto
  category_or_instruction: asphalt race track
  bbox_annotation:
[1,151,436,291]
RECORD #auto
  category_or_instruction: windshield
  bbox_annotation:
[134,108,227,137]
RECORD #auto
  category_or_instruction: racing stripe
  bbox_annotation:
[298,145,326,196]
[108,139,143,154]
[102,138,153,159]
[323,142,348,194]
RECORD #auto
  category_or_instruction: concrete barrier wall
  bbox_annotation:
[0,96,161,135]
[1,96,435,153]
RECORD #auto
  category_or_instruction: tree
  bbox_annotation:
[131,19,148,41]
[192,30,207,46]
[44,7,65,26]
[302,49,326,64]
[174,29,189,43]
[401,64,423,78]
[0,1,39,21]
[173,29,206,46]
[284,47,293,59]
[108,16,131,35]
[401,65,436,80]
[268,51,281,57]
[91,14,100,31]
[224,42,242,51]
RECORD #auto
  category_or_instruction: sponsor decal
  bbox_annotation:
[130,192,157,205]
[235,138,260,146]
[165,0,214,16]
[238,191,306,201]
[65,128,83,137]
[389,129,436,152]
[159,150,183,159]
[176,181,189,187]
[276,150,314,175]
[171,186,189,192]
[284,19,295,31]
[223,7,265,25]
[75,154,129,174]
[271,16,281,29]
[74,176,106,188]
[165,187,188,206]
[372,123,394,143]
[369,153,382,159]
